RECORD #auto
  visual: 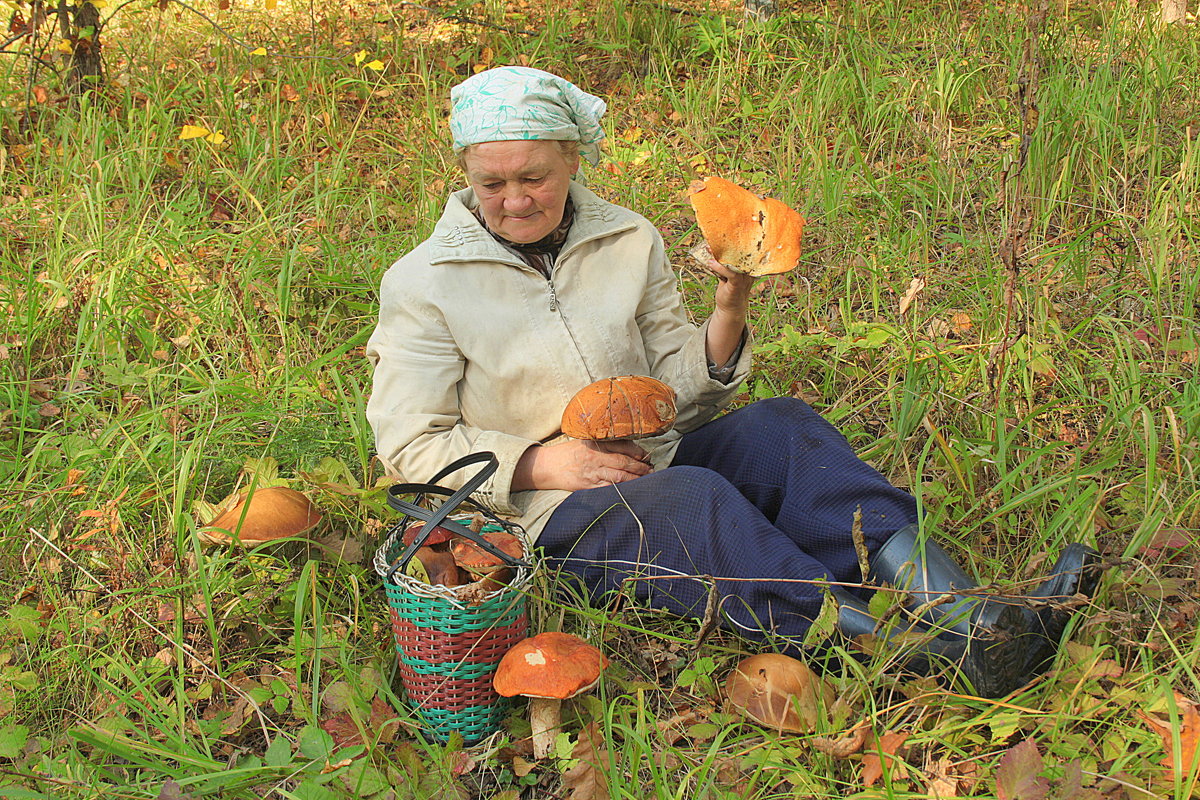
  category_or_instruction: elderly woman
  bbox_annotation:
[365,67,1099,697]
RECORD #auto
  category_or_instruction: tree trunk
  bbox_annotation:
[61,0,103,93]
[744,0,777,22]
[1162,0,1187,24]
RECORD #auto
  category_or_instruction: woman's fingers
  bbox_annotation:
[594,439,650,463]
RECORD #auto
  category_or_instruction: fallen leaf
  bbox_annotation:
[898,277,926,316]
[812,724,868,758]
[1137,691,1200,770]
[861,730,909,787]
[562,722,610,800]
[281,84,300,102]
[995,739,1049,800]
[319,711,363,750]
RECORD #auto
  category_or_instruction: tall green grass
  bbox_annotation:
[1,0,1198,797]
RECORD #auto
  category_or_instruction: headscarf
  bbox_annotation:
[449,67,607,166]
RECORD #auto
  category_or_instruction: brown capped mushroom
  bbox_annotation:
[413,546,467,587]
[199,487,322,546]
[688,176,805,277]
[450,531,525,577]
[561,375,676,442]
[401,520,467,548]
[724,653,831,733]
[493,632,609,759]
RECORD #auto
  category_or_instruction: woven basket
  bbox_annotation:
[374,453,534,744]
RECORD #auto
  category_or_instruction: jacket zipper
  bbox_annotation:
[547,280,558,312]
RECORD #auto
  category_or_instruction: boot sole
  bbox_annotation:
[956,600,1030,698]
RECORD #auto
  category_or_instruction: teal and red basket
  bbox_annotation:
[373,452,535,744]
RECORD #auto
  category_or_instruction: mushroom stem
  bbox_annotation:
[528,697,562,760]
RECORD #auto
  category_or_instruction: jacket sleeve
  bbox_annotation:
[364,254,537,515]
[634,227,752,434]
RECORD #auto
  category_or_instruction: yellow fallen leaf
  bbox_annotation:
[354,49,366,66]
[265,0,277,9]
[365,60,384,71]
[179,125,210,140]
[250,46,267,56]
[204,130,225,144]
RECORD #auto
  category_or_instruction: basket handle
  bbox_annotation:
[383,452,530,581]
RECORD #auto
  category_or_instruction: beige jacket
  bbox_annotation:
[365,182,751,539]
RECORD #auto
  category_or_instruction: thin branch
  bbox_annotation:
[163,0,345,61]
[398,1,538,36]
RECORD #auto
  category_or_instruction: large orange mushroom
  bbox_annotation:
[199,486,323,546]
[493,632,609,759]
[561,375,676,443]
[688,176,806,277]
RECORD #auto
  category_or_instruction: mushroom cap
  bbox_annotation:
[450,531,525,572]
[561,375,676,441]
[401,520,467,548]
[724,653,829,733]
[493,632,609,699]
[200,487,323,546]
[688,177,805,277]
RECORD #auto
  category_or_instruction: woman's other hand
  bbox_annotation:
[697,245,755,367]
[513,440,651,492]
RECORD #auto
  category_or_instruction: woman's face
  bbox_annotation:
[462,140,579,244]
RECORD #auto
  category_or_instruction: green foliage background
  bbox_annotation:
[0,0,1198,797]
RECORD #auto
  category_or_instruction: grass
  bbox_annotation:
[1,0,1199,797]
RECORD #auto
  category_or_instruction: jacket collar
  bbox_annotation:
[427,182,638,266]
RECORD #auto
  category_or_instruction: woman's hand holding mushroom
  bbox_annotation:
[513,375,675,492]
[513,438,650,492]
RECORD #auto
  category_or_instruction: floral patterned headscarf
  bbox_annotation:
[449,67,607,166]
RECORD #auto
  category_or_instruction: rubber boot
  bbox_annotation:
[830,586,967,679]
[860,524,1032,698]
[1017,543,1102,674]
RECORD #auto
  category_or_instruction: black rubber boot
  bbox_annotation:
[854,524,1032,698]
[830,585,967,679]
[1017,543,1102,674]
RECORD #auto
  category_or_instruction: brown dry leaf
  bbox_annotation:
[950,311,973,334]
[925,756,975,799]
[281,84,300,102]
[861,730,910,788]
[1137,691,1200,769]
[656,706,711,746]
[320,711,364,749]
[812,725,868,759]
[898,277,926,317]
[369,695,399,744]
[561,722,610,800]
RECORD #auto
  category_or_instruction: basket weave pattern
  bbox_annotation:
[377,511,533,744]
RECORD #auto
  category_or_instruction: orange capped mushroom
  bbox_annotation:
[561,375,676,442]
[688,177,805,277]
[200,486,323,546]
[494,632,608,759]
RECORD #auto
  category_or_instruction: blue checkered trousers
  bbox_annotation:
[539,397,919,651]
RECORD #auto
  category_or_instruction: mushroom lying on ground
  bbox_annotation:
[493,632,609,759]
[561,375,676,442]
[724,653,832,733]
[199,487,323,546]
[688,176,806,277]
